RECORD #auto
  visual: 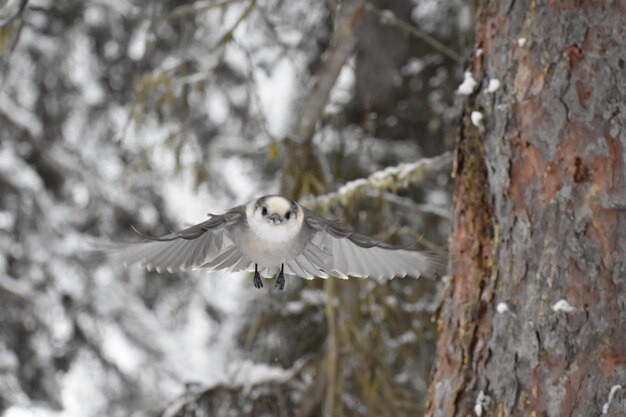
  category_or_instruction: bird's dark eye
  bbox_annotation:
[285,212,291,220]
[261,207,268,216]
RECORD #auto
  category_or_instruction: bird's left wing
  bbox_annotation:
[300,209,443,280]
[111,207,245,273]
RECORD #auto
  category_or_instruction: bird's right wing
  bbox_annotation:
[111,208,246,273]
[300,209,444,280]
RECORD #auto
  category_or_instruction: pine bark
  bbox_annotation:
[428,1,626,416]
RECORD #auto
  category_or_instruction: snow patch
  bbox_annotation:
[68,35,104,105]
[337,178,368,195]
[486,79,501,93]
[129,21,151,61]
[602,385,622,414]
[402,58,425,76]
[411,0,439,27]
[0,93,42,138]
[228,359,294,388]
[474,390,491,416]
[207,91,229,125]
[471,111,484,132]
[61,353,110,417]
[2,406,63,417]
[397,331,417,345]
[101,325,144,374]
[496,302,509,314]
[457,3,472,31]
[327,59,355,114]
[379,9,396,25]
[0,147,43,191]
[457,71,477,95]
[0,211,15,230]
[552,299,576,313]
[255,57,296,138]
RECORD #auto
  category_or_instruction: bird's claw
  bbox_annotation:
[275,271,285,291]
[253,271,263,289]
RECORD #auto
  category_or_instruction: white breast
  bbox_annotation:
[248,218,301,243]
[238,213,305,267]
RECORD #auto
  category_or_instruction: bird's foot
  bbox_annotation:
[275,271,285,291]
[253,270,263,289]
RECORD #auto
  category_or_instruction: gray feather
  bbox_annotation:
[303,208,443,280]
[111,208,244,272]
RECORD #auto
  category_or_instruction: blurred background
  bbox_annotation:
[0,0,471,416]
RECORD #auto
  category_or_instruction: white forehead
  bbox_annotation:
[264,196,292,213]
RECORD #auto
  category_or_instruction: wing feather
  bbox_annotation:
[182,236,204,269]
[298,252,329,279]
[157,239,187,270]
[330,237,439,279]
[285,258,310,279]
[199,245,239,270]
[230,253,253,272]
[289,255,321,280]
[111,209,244,272]
[303,208,444,280]
[303,236,331,266]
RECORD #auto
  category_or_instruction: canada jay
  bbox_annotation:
[114,195,442,290]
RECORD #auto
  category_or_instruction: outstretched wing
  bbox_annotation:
[301,209,444,280]
[111,207,246,273]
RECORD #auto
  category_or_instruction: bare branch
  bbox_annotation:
[281,0,367,198]
[157,0,244,23]
[323,277,339,417]
[292,0,366,143]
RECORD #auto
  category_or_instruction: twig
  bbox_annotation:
[215,0,257,48]
[323,278,339,417]
[365,3,462,63]
[157,0,243,23]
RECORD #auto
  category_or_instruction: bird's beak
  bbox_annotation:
[269,213,281,224]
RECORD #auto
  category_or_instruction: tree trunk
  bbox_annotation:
[428,1,626,416]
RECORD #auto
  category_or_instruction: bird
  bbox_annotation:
[112,195,443,290]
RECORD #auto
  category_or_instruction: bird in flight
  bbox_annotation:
[113,195,442,290]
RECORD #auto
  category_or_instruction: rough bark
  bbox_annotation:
[428,1,626,416]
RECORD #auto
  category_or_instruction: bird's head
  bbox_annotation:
[254,196,298,225]
[246,196,303,242]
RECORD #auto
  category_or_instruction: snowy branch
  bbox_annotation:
[302,151,453,210]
